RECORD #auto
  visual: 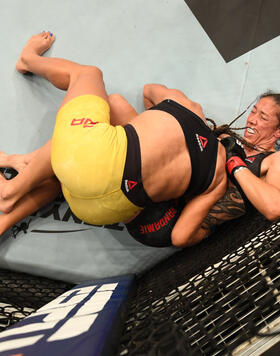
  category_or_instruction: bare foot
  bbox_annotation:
[16,31,55,74]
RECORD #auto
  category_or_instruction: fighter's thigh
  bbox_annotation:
[108,94,138,126]
[59,66,108,111]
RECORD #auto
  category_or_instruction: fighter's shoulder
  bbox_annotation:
[266,150,280,161]
[265,151,280,170]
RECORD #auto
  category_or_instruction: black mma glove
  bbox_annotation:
[220,136,247,180]
[0,167,18,180]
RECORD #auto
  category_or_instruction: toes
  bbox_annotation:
[47,31,55,41]
[45,32,55,46]
[43,32,49,40]
[37,32,47,40]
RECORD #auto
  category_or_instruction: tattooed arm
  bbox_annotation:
[187,183,246,245]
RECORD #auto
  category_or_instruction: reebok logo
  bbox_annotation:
[125,180,138,193]
[71,118,98,128]
[195,134,208,152]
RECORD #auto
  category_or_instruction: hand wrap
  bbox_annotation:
[226,156,247,176]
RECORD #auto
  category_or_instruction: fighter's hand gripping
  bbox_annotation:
[221,136,247,180]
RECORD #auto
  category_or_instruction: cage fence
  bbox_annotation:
[0,210,279,356]
[0,268,74,332]
[117,211,280,355]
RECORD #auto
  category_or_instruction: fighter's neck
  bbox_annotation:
[245,145,275,157]
[243,136,276,156]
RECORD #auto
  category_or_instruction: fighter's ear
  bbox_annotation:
[275,126,280,139]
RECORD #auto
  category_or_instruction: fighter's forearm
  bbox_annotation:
[171,176,227,247]
[234,168,280,221]
[199,185,246,237]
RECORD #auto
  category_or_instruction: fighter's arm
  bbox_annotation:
[221,137,280,221]
[195,183,246,240]
[171,176,227,247]
[233,152,280,221]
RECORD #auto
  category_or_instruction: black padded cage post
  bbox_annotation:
[117,211,280,356]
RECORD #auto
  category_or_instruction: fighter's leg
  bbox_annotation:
[1,33,109,213]
[108,94,138,126]
[3,63,107,212]
[17,31,76,91]
[17,32,108,105]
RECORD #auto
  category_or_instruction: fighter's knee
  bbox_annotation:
[108,93,125,106]
[69,65,103,86]
[79,65,103,78]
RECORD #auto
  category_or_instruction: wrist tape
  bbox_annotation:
[226,156,247,176]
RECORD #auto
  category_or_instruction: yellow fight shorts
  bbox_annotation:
[51,95,142,225]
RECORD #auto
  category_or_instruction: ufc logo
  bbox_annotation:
[0,283,118,352]
[71,118,98,128]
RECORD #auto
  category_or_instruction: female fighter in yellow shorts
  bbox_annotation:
[0,32,228,247]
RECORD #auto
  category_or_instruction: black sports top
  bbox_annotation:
[149,99,219,201]
[121,99,219,207]
[245,152,274,176]
[237,151,274,210]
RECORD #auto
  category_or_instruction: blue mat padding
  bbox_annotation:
[0,274,134,356]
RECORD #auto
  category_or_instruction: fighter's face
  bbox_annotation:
[244,97,280,148]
